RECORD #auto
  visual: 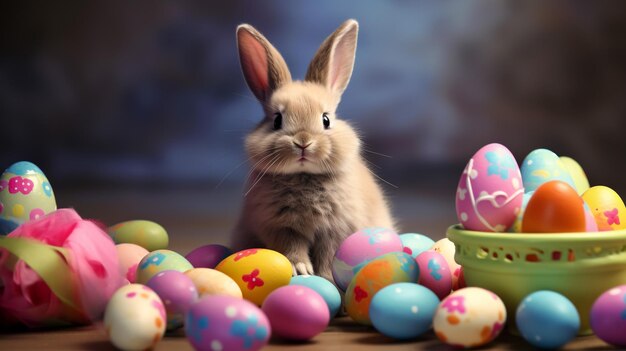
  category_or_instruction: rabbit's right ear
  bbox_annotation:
[237,24,292,104]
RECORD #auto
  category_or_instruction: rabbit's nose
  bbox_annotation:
[293,141,312,150]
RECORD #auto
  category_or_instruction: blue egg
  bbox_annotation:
[290,275,341,318]
[521,149,575,193]
[369,282,439,340]
[399,233,435,258]
[516,290,580,349]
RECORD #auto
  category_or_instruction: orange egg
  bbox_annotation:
[522,180,586,233]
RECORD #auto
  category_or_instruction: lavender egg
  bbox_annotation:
[185,244,233,269]
[185,295,270,351]
[591,285,626,346]
[146,270,199,330]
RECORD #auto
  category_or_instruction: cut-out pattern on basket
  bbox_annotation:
[459,241,626,264]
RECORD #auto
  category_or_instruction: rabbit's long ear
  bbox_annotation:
[305,19,358,97]
[237,24,292,103]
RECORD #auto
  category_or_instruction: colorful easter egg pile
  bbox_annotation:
[457,144,625,233]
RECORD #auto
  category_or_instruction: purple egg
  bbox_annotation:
[262,285,330,340]
[416,251,452,300]
[185,244,233,269]
[591,285,626,346]
[147,270,198,330]
[186,295,270,351]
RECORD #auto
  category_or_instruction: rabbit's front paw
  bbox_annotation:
[291,260,314,276]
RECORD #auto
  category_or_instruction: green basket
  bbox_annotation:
[447,225,626,335]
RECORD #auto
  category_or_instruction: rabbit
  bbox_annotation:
[231,19,395,283]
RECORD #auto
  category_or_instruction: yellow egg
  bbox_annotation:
[560,156,590,195]
[184,268,242,298]
[215,248,292,306]
[582,186,626,231]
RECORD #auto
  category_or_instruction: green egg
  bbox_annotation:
[135,249,193,284]
[108,220,169,251]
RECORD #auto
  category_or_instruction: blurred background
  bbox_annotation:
[2,1,626,249]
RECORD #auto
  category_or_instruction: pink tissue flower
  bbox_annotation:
[0,209,124,327]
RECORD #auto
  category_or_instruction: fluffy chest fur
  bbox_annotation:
[246,172,357,242]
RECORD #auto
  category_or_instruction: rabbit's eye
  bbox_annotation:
[273,112,283,130]
[322,113,330,129]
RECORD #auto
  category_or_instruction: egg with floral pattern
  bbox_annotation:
[0,161,56,235]
[434,287,506,348]
[104,284,166,350]
[215,248,292,306]
[345,252,419,325]
[456,144,524,232]
[185,295,270,351]
[332,227,403,292]
[582,186,626,231]
[135,249,194,284]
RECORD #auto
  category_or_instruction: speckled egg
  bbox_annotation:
[103,284,166,350]
[522,181,586,233]
[582,186,626,231]
[370,282,440,340]
[399,233,435,258]
[433,287,506,348]
[456,143,524,232]
[185,244,232,269]
[416,251,452,300]
[590,285,626,347]
[431,238,462,289]
[215,248,292,306]
[345,252,419,325]
[560,156,589,195]
[290,275,342,318]
[146,270,198,330]
[0,161,56,235]
[332,227,403,292]
[185,295,270,351]
[516,291,580,349]
[108,220,169,251]
[184,268,242,298]
[116,243,149,283]
[136,250,194,284]
[521,148,575,193]
[262,285,329,340]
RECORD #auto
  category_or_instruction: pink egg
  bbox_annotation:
[591,285,626,346]
[456,143,524,232]
[185,295,270,351]
[332,227,402,291]
[116,243,149,283]
[416,251,452,300]
[262,285,330,340]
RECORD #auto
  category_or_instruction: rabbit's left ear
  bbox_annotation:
[305,19,359,97]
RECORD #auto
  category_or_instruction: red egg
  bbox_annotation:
[521,181,586,233]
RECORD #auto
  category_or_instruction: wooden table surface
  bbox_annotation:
[0,184,619,350]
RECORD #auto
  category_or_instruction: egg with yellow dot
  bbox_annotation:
[0,161,57,235]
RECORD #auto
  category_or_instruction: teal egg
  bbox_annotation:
[521,149,575,193]
[399,233,435,258]
[370,282,439,339]
[290,275,342,318]
[0,161,57,235]
[135,250,193,284]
